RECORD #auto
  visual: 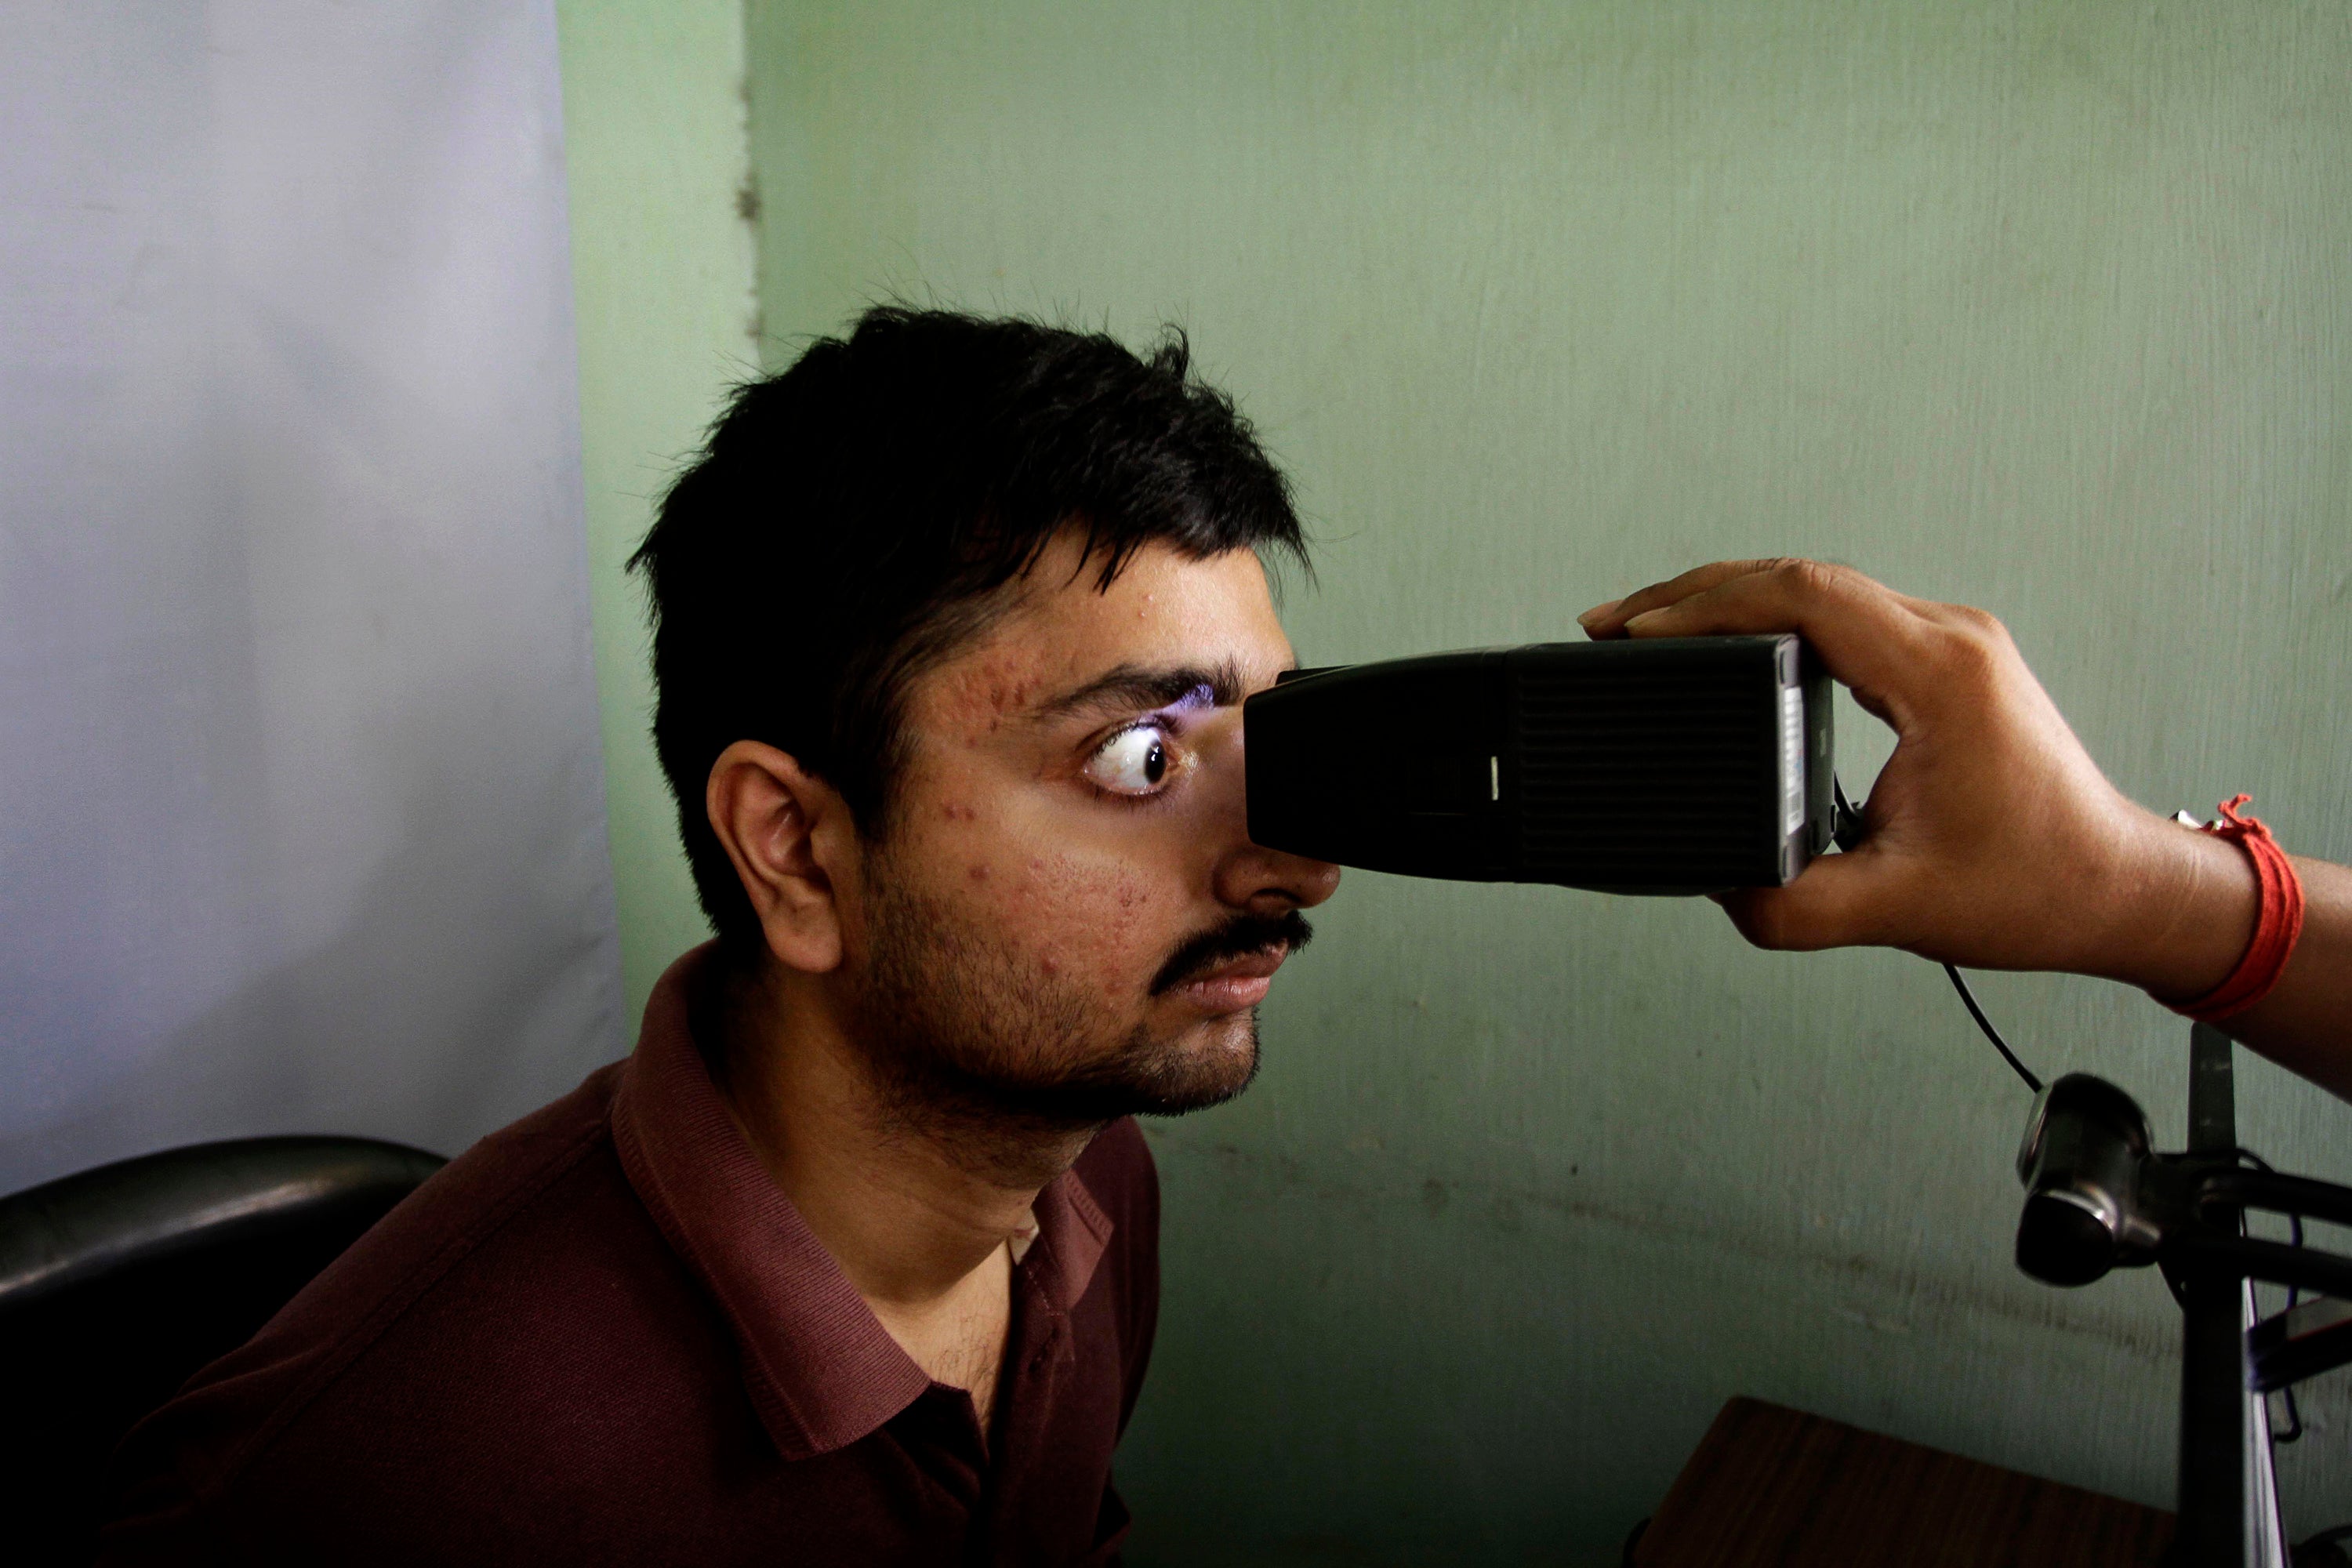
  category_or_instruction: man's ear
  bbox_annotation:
[705,741,856,974]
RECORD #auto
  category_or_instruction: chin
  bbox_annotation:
[1127,1010,1261,1115]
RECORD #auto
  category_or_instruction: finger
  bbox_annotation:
[1575,598,1623,637]
[1614,559,1935,712]
[1578,559,1791,637]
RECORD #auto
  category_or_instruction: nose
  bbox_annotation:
[1214,840,1342,916]
[1196,706,1342,913]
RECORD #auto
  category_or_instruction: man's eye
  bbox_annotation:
[1083,726,1174,797]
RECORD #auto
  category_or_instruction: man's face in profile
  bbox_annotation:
[841,532,1341,1129]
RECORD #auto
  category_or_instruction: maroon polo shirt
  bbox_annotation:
[96,947,1160,1566]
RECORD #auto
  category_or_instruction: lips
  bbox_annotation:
[1169,943,1290,1013]
[1149,909,1314,1004]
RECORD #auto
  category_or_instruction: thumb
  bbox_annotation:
[1715,844,1908,953]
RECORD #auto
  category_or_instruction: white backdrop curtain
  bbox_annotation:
[0,1,624,1192]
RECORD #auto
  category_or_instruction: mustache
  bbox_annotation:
[1149,909,1315,996]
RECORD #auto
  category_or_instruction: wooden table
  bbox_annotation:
[1630,1397,2175,1567]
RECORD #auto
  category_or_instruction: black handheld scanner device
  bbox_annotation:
[1243,636,1835,895]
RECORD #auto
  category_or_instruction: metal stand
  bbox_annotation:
[2166,1025,2285,1567]
[2010,1024,2352,1566]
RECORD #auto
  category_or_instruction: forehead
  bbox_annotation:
[915,537,1289,726]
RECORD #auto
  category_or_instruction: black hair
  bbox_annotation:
[629,306,1308,951]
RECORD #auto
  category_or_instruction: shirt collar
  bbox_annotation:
[610,944,1115,1461]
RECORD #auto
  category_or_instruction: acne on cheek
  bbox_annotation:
[954,846,1163,995]
[915,788,1171,975]
[1040,861,1164,995]
[935,803,989,885]
[938,848,1044,910]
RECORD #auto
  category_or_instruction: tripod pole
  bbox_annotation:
[2173,1024,2245,1565]
[2171,1024,2290,1567]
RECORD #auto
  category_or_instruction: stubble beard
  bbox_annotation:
[851,866,1268,1152]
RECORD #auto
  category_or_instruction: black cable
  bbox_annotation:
[1827,775,2046,1094]
[2232,1147,2307,1443]
[1830,775,1867,854]
[2275,1385,2304,1446]
[2229,1147,2307,1301]
[1942,964,2045,1095]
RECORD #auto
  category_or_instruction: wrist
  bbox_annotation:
[2088,808,2260,1000]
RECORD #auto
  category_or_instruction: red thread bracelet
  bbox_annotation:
[2166,794,2306,1024]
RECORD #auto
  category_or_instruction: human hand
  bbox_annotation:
[1577,559,2257,995]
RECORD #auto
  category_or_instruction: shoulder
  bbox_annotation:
[100,1061,734,1558]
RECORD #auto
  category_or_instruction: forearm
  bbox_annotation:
[2100,817,2352,1102]
[2225,856,2352,1102]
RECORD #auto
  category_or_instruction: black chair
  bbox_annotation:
[0,1135,445,1566]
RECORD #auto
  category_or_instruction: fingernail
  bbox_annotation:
[1624,608,1665,632]
[1576,598,1622,630]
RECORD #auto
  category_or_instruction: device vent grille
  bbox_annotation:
[1511,659,1779,883]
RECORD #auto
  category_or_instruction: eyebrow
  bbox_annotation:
[1029,658,1257,724]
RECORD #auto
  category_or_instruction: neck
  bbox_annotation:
[708,959,1094,1309]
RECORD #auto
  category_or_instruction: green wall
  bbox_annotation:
[556,0,754,1024]
[575,2,2352,1559]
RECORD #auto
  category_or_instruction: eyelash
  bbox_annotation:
[1084,720,1187,800]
